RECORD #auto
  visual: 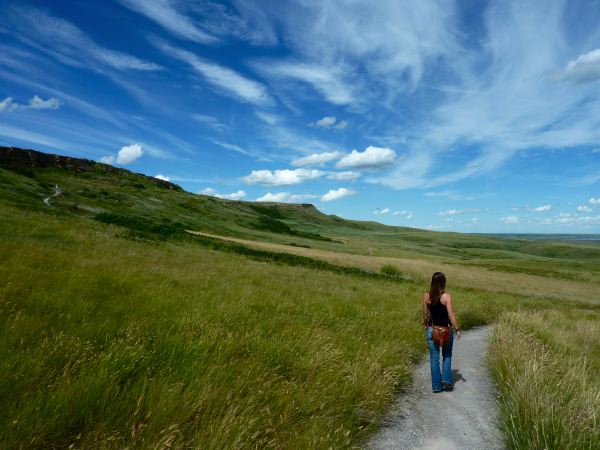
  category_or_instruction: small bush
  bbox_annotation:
[380,264,403,278]
[95,212,186,240]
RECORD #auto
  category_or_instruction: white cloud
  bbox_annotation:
[499,216,519,224]
[326,171,361,181]
[157,42,273,106]
[200,187,247,200]
[154,174,170,182]
[292,151,343,167]
[472,218,479,224]
[321,187,356,202]
[119,0,218,44]
[27,95,62,110]
[0,95,62,112]
[116,144,143,164]
[334,120,348,130]
[590,198,600,205]
[0,97,17,112]
[242,168,324,186]
[101,144,144,165]
[532,205,552,212]
[556,48,600,83]
[424,191,474,201]
[315,116,336,127]
[374,208,390,215]
[577,205,593,212]
[336,146,396,170]
[255,192,317,203]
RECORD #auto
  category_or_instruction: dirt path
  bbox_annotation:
[368,326,504,449]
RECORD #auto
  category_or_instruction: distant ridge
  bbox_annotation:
[0,146,183,191]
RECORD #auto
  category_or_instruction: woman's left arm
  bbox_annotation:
[422,293,430,327]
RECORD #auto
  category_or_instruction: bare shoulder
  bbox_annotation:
[423,292,430,303]
[441,292,452,304]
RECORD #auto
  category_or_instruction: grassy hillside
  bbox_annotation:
[1,147,599,448]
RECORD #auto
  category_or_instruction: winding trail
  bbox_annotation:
[368,326,504,450]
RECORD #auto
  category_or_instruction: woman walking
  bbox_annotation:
[423,272,461,393]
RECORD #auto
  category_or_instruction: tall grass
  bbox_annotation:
[0,205,594,448]
[488,311,600,449]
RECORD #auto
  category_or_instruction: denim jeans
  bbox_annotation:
[425,326,453,392]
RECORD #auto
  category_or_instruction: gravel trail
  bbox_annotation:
[368,326,504,449]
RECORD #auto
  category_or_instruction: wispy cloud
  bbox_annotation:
[7,6,162,72]
[119,0,218,44]
[532,204,552,212]
[499,216,519,224]
[372,0,600,189]
[193,114,229,132]
[156,41,273,106]
[555,48,600,83]
[309,115,348,130]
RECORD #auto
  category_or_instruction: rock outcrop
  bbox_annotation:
[0,146,183,191]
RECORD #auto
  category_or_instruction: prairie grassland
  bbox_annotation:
[188,232,600,304]
[488,310,600,449]
[0,206,582,449]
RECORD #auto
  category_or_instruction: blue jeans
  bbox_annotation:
[426,327,453,392]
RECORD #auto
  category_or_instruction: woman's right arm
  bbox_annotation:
[444,293,461,340]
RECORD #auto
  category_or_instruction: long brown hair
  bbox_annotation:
[429,272,446,305]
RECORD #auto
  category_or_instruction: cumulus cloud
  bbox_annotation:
[292,151,343,167]
[0,95,62,112]
[577,205,592,212]
[255,192,317,203]
[499,216,519,224]
[200,187,247,200]
[100,144,144,165]
[315,116,336,127]
[326,171,361,181]
[336,146,396,170]
[590,198,600,205]
[321,187,356,202]
[309,116,349,130]
[154,174,170,181]
[532,204,552,212]
[556,48,600,83]
[242,168,324,186]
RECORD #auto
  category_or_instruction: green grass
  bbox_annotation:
[1,206,585,449]
[488,310,600,449]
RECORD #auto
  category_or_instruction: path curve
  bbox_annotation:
[368,326,504,449]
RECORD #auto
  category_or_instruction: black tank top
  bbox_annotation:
[429,297,450,326]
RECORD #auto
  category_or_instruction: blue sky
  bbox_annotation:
[1,0,599,233]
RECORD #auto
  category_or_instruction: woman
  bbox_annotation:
[423,272,460,393]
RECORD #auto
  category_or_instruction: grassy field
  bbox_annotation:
[1,149,600,448]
